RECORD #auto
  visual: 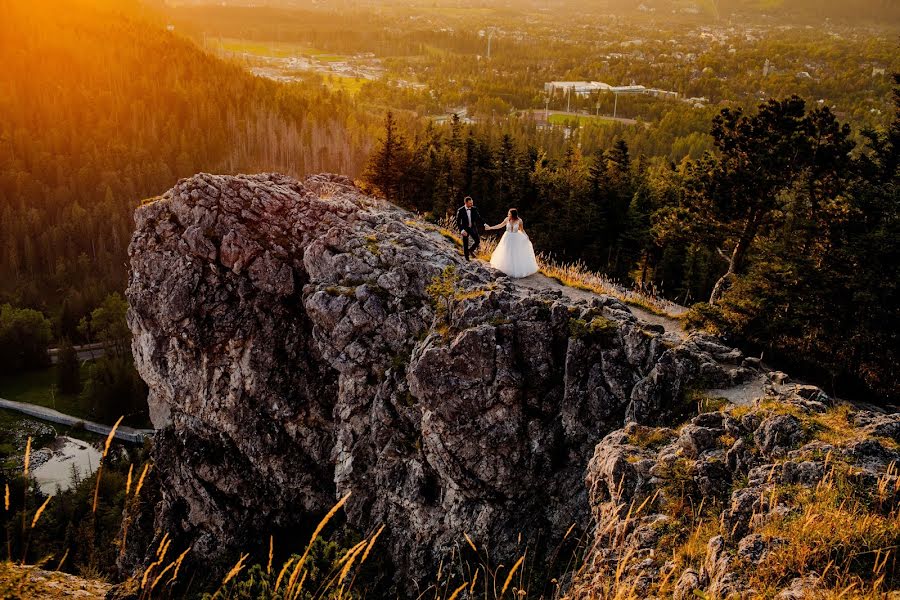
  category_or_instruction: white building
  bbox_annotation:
[544,81,609,97]
[544,81,680,100]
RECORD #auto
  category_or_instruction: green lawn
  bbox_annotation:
[323,75,368,95]
[0,364,151,430]
[0,364,104,424]
[548,113,617,127]
[214,38,322,58]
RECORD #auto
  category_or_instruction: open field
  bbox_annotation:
[0,366,89,419]
[323,74,369,94]
[548,113,620,127]
[0,364,151,430]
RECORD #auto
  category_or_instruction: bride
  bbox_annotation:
[485,208,539,278]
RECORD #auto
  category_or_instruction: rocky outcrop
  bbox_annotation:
[0,562,111,599]
[124,173,760,591]
[575,384,900,598]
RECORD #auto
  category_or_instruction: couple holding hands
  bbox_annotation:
[455,196,538,279]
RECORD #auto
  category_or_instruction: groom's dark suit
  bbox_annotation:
[456,203,486,261]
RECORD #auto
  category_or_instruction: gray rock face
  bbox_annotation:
[576,384,900,599]
[124,173,756,591]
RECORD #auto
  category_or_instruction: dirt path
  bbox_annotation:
[703,374,771,407]
[513,273,687,339]
[511,273,780,407]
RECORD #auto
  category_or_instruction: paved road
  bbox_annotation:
[0,397,153,444]
[47,342,109,364]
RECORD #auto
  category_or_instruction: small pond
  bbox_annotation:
[30,436,102,495]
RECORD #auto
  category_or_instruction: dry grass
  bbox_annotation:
[808,403,897,449]
[810,404,858,445]
[750,463,900,596]
[536,256,686,319]
[440,531,533,600]
[197,493,394,600]
[626,426,674,450]
[730,398,807,420]
[430,216,685,320]
[562,463,899,600]
[0,562,111,599]
[561,398,900,600]
[734,401,897,452]
[671,518,720,570]
[5,394,896,600]
[684,388,730,415]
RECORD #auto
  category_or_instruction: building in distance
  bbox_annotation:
[544,81,680,101]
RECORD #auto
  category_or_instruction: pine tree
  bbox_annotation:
[701,97,852,304]
[362,112,411,203]
[56,340,82,395]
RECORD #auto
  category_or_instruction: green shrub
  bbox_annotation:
[568,316,618,344]
[56,341,82,395]
[0,304,52,374]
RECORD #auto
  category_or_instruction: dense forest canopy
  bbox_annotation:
[163,0,897,157]
[600,0,900,21]
[0,0,377,327]
[169,0,900,23]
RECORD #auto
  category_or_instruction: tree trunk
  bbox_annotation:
[639,252,650,288]
[709,210,761,304]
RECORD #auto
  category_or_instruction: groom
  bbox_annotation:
[455,196,485,261]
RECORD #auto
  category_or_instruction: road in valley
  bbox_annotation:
[47,342,109,364]
[0,397,152,444]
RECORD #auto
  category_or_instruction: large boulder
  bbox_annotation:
[123,173,760,592]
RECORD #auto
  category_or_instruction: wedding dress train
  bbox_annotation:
[490,220,539,278]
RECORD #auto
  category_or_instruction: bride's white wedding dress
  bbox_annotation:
[490,220,539,278]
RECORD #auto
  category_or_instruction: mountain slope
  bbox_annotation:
[0,0,374,313]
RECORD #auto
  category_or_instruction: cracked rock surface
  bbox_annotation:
[576,384,899,599]
[123,173,765,591]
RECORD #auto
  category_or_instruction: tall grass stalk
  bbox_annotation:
[93,415,124,514]
[4,483,10,560]
[499,555,525,598]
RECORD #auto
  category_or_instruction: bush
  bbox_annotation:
[0,304,52,373]
[83,356,148,426]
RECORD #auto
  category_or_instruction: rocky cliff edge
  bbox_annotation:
[122,173,896,595]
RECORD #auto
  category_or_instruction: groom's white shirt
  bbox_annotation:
[465,207,472,227]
